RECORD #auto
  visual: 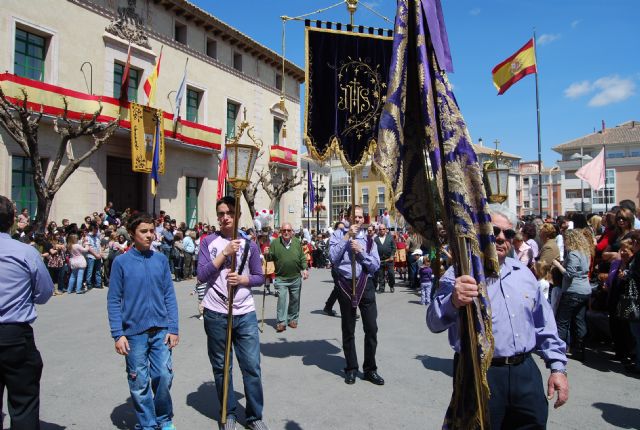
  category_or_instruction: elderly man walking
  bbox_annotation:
[0,195,53,429]
[268,223,308,332]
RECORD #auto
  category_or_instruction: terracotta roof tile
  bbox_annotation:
[552,120,640,152]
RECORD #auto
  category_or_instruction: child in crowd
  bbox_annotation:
[191,281,207,320]
[535,260,552,301]
[107,213,179,430]
[418,255,434,306]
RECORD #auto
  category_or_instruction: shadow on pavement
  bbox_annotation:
[285,420,304,429]
[309,310,339,317]
[592,402,640,428]
[261,339,344,377]
[185,381,245,423]
[579,346,630,375]
[415,354,453,377]
[40,422,66,430]
[110,397,137,429]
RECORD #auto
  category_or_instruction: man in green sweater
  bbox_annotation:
[268,222,308,332]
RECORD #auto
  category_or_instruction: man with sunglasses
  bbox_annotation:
[267,223,308,332]
[427,204,569,429]
[197,196,269,430]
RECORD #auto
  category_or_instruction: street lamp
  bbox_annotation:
[316,183,326,233]
[220,108,261,426]
[570,151,592,213]
[483,140,510,204]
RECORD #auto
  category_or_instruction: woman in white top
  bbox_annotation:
[66,234,90,294]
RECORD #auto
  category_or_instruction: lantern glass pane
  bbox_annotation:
[246,147,258,178]
[236,146,252,182]
[499,170,509,194]
[487,171,498,196]
[227,146,237,181]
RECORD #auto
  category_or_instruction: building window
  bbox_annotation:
[273,119,283,145]
[233,52,242,71]
[206,38,217,59]
[361,187,369,206]
[524,201,530,209]
[226,101,239,139]
[14,28,46,81]
[606,151,625,159]
[565,189,581,199]
[11,156,37,219]
[186,88,201,123]
[113,62,139,102]
[186,177,199,229]
[174,21,187,44]
[275,73,283,90]
[630,150,640,157]
[377,186,385,204]
[592,169,615,206]
[565,170,577,180]
[523,177,529,185]
[362,167,369,179]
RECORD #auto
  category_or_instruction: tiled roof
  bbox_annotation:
[471,143,521,160]
[552,120,640,152]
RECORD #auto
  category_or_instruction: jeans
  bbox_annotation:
[556,292,590,343]
[125,329,174,430]
[407,253,419,289]
[67,268,85,293]
[377,260,395,291]
[420,281,433,306]
[161,248,174,274]
[85,258,102,288]
[275,277,302,325]
[203,309,263,423]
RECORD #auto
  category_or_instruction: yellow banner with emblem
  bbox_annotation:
[129,103,165,174]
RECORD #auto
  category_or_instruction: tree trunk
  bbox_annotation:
[33,194,53,234]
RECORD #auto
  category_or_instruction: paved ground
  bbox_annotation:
[6,268,640,429]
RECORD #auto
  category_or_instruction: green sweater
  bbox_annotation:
[268,237,307,280]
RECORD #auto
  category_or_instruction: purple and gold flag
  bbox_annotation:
[373,1,499,428]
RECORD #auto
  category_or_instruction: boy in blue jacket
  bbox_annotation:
[107,213,179,430]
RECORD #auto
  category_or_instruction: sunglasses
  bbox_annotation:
[281,229,292,232]
[493,226,516,242]
[616,217,627,222]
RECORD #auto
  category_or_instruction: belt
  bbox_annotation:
[491,352,530,366]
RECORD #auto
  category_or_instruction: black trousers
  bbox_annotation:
[556,292,590,344]
[325,268,340,310]
[377,260,395,291]
[336,278,378,372]
[454,354,548,429]
[0,324,43,430]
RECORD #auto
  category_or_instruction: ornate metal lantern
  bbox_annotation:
[225,110,262,192]
[483,140,510,204]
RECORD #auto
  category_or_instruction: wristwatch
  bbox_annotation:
[551,369,567,376]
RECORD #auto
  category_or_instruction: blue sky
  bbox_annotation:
[194,0,639,166]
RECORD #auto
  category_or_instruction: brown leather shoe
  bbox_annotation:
[276,324,286,332]
[288,321,298,329]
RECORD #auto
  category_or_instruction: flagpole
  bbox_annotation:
[533,30,543,218]
[603,122,608,213]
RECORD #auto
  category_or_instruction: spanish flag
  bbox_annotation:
[143,46,163,106]
[492,39,537,95]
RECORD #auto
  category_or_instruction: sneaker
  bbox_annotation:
[247,420,269,430]
[219,416,237,430]
[161,423,177,430]
[198,315,204,320]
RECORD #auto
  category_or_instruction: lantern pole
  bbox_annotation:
[220,110,262,425]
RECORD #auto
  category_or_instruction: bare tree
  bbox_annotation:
[0,88,118,232]
[242,180,259,220]
[257,167,303,212]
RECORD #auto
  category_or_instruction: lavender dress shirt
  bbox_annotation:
[329,228,380,279]
[0,232,53,323]
[427,257,567,371]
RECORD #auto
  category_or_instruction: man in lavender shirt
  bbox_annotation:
[427,204,569,429]
[0,195,53,429]
[197,196,268,430]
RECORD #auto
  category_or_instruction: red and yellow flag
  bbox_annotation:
[143,46,163,106]
[492,39,537,95]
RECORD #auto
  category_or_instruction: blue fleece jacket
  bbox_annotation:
[107,247,179,340]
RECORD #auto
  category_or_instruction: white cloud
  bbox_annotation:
[563,75,636,107]
[571,19,581,29]
[537,33,561,46]
[588,76,636,107]
[469,8,481,16]
[362,1,382,9]
[564,80,592,98]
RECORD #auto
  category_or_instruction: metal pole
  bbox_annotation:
[316,174,320,233]
[533,30,543,218]
[580,147,584,213]
[221,189,242,424]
